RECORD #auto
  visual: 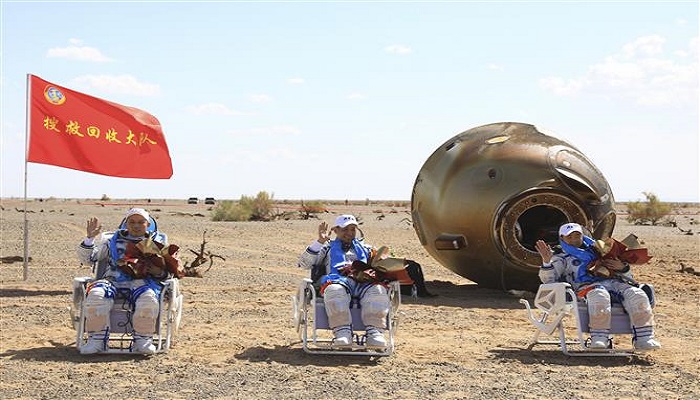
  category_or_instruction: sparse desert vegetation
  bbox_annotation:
[0,197,698,399]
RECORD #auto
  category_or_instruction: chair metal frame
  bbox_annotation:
[71,276,183,354]
[291,278,401,356]
[520,282,653,357]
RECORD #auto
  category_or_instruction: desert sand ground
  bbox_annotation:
[0,198,698,400]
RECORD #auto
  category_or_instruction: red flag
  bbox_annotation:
[27,74,173,179]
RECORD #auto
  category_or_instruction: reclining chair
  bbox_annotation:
[70,216,183,354]
[70,276,183,354]
[520,282,655,356]
[291,278,402,356]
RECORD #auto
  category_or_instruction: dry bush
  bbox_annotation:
[210,191,276,221]
[626,192,672,226]
[241,191,274,221]
[210,200,250,221]
[298,200,327,219]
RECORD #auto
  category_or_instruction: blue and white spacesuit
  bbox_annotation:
[538,222,660,351]
[76,208,174,354]
[298,214,390,349]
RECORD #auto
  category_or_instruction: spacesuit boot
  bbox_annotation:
[634,337,661,351]
[365,326,387,349]
[80,331,107,354]
[133,333,156,355]
[633,324,661,351]
[332,325,353,349]
[589,335,609,349]
[589,327,610,349]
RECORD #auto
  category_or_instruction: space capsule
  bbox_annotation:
[411,122,616,292]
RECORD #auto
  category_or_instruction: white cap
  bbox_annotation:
[334,214,358,228]
[125,208,151,223]
[559,222,582,237]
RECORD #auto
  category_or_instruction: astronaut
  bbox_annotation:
[77,208,177,355]
[535,223,661,351]
[297,214,390,349]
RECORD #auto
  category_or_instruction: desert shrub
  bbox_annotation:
[100,194,110,201]
[211,191,276,221]
[240,191,274,221]
[211,200,251,221]
[298,200,327,219]
[626,192,672,226]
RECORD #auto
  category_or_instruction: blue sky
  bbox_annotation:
[1,1,698,202]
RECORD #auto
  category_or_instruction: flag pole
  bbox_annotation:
[23,74,31,281]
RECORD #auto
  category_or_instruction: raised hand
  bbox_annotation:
[317,221,331,243]
[535,240,553,264]
[86,217,102,239]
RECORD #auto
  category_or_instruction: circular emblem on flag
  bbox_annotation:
[43,85,66,105]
